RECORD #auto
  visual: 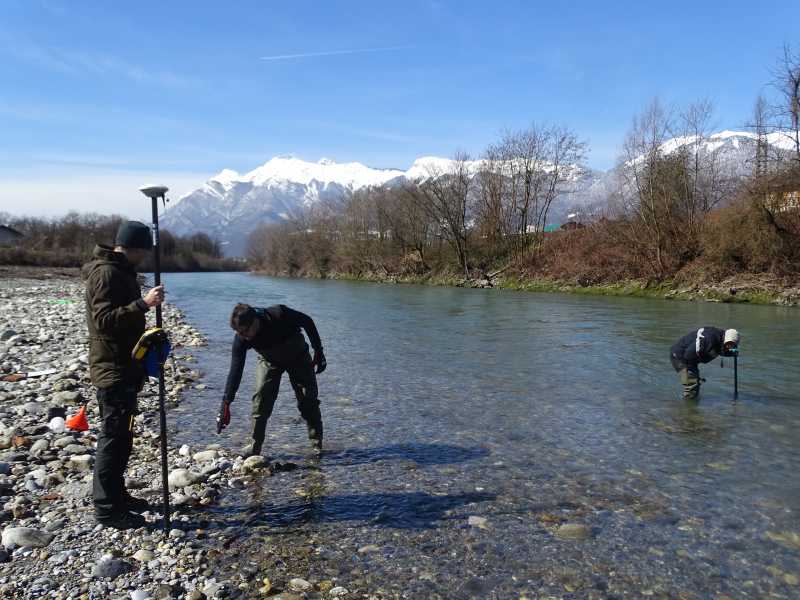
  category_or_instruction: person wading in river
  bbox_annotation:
[84,221,164,529]
[670,326,740,401]
[217,303,326,456]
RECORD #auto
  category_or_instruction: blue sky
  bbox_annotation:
[0,0,797,219]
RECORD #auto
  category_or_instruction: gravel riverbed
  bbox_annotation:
[0,276,304,600]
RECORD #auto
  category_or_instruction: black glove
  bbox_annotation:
[216,400,231,434]
[313,350,327,374]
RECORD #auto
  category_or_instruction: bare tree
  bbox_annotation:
[476,142,514,251]
[677,100,740,232]
[408,152,474,276]
[750,94,772,177]
[620,99,679,276]
[375,187,432,271]
[772,45,800,163]
[494,124,587,255]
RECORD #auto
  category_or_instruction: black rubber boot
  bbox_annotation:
[96,511,147,530]
[124,493,152,513]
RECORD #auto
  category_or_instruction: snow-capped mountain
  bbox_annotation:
[556,130,798,221]
[161,156,485,256]
[162,131,795,256]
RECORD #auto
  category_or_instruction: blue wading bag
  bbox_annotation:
[131,327,172,377]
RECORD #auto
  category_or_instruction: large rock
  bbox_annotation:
[0,432,12,450]
[68,454,94,472]
[52,391,82,404]
[241,455,267,474]
[58,481,91,499]
[168,469,203,488]
[21,402,46,416]
[29,439,49,458]
[192,450,219,463]
[1,527,55,549]
[62,443,90,455]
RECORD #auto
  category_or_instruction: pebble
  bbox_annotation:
[92,555,133,580]
[287,578,313,592]
[0,277,214,598]
[467,515,488,529]
[133,549,155,562]
[555,523,591,541]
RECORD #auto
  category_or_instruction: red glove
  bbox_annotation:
[216,401,231,434]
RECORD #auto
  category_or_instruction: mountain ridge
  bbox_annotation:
[162,130,794,256]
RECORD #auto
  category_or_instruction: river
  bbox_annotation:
[161,272,799,598]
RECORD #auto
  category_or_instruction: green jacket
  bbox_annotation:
[83,245,149,388]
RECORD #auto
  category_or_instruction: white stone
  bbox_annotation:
[192,450,218,463]
[132,549,154,562]
[168,469,202,488]
[68,454,94,472]
[1,527,54,549]
[48,417,66,433]
[468,515,488,529]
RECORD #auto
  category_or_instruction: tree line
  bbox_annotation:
[247,46,800,286]
[0,212,245,272]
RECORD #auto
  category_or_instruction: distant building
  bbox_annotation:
[527,224,561,234]
[0,225,24,246]
[764,168,800,213]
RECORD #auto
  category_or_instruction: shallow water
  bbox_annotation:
[162,272,800,598]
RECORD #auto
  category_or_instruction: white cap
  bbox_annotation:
[724,329,740,345]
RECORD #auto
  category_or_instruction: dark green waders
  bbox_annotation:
[670,353,700,401]
[250,352,323,455]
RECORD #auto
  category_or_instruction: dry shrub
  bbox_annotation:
[525,222,650,284]
[703,198,800,276]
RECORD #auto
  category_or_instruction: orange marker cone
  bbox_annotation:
[66,405,89,432]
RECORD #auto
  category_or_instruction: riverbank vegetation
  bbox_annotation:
[246,48,800,304]
[0,212,245,272]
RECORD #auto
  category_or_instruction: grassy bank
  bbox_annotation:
[254,268,800,307]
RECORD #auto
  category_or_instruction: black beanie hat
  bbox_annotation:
[115,221,153,249]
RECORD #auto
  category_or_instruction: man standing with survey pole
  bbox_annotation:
[83,218,164,529]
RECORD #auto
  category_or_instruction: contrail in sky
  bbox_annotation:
[260,46,411,61]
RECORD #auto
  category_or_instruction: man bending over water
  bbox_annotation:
[217,303,326,456]
[670,326,739,401]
